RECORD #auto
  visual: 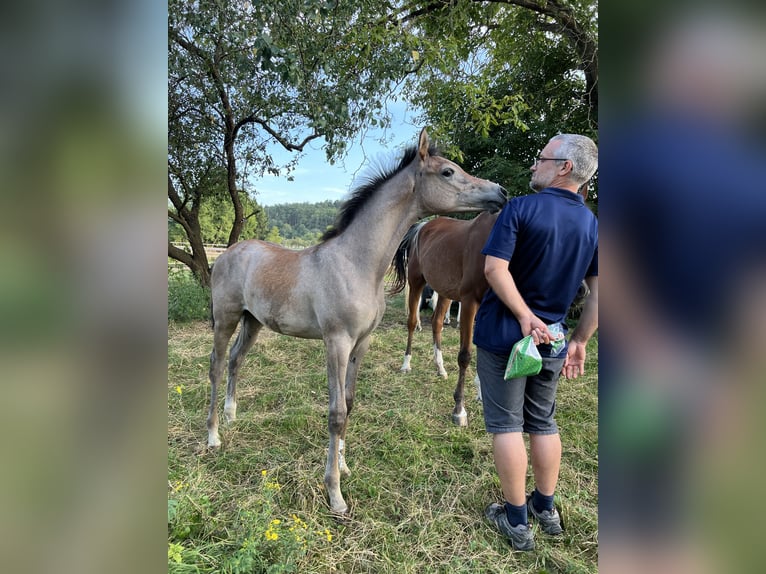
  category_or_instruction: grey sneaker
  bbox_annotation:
[484,503,535,551]
[526,494,564,535]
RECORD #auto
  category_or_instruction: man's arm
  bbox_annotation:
[563,275,598,379]
[484,255,552,344]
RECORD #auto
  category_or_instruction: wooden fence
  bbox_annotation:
[168,243,227,274]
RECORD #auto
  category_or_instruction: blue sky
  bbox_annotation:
[250,100,424,206]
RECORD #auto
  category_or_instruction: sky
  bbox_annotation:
[249,99,424,206]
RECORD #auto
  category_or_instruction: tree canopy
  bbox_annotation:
[168,0,598,283]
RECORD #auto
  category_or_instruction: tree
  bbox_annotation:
[395,0,598,203]
[168,0,598,285]
[168,0,419,284]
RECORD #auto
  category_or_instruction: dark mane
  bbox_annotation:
[320,142,441,242]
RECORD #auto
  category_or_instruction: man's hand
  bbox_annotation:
[563,340,587,379]
[520,315,552,345]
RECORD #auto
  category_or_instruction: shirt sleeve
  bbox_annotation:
[586,243,598,277]
[481,199,519,262]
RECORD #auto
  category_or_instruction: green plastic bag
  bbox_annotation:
[504,335,542,380]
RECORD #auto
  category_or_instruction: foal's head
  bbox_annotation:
[412,129,507,217]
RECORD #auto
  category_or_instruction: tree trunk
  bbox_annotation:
[168,235,211,289]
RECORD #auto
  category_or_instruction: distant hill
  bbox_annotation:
[263,200,341,240]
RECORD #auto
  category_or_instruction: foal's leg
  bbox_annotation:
[401,277,426,373]
[224,312,263,423]
[338,333,372,477]
[207,315,239,448]
[323,335,353,514]
[432,295,451,378]
[451,299,479,427]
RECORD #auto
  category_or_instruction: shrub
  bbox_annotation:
[168,271,211,322]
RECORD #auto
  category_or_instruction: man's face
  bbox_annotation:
[529,140,563,192]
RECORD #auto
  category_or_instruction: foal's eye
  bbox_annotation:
[441,168,454,177]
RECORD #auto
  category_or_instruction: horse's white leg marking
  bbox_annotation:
[401,354,412,372]
[338,438,350,476]
[224,393,237,423]
[452,406,468,427]
[456,302,462,326]
[208,427,221,448]
[433,344,448,378]
[474,373,482,402]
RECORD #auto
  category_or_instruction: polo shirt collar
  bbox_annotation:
[540,186,585,204]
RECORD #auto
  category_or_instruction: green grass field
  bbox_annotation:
[168,294,597,573]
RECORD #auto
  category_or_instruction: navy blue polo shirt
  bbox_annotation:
[473,187,598,356]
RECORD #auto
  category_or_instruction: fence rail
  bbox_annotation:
[169,241,308,275]
[168,243,228,274]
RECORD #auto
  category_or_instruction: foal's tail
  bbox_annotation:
[388,221,425,295]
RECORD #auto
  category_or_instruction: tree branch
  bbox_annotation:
[235,115,321,152]
[168,209,194,238]
[168,242,195,266]
[167,174,189,216]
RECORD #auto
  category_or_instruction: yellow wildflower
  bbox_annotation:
[172,480,188,492]
[175,385,183,395]
[261,470,267,476]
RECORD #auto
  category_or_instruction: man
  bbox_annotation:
[473,134,599,551]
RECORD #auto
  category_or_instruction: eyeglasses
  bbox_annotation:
[533,157,568,166]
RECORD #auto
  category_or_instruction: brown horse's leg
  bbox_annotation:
[339,333,372,476]
[432,295,451,378]
[324,335,352,514]
[401,277,426,373]
[452,299,479,427]
[224,312,262,424]
[207,313,239,448]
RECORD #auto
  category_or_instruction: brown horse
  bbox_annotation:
[206,129,506,514]
[390,212,498,427]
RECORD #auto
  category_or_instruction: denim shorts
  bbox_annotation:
[476,346,565,434]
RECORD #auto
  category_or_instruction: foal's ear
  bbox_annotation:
[418,128,430,161]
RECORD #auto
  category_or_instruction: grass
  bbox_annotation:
[168,294,598,573]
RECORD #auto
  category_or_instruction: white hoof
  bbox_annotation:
[208,433,221,448]
[452,407,468,427]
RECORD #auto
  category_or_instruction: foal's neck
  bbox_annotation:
[333,171,419,285]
